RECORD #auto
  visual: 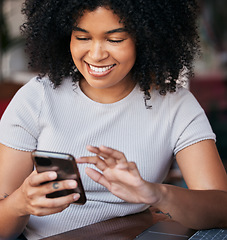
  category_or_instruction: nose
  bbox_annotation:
[88,41,109,61]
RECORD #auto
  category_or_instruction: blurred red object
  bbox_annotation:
[190,75,227,114]
[0,82,23,119]
[0,99,11,119]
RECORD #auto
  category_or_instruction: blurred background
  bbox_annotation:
[0,0,227,168]
[191,0,227,167]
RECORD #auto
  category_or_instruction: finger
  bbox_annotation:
[85,167,110,190]
[104,157,116,168]
[86,145,109,159]
[86,145,116,167]
[116,162,140,177]
[86,145,108,157]
[99,145,127,162]
[33,205,70,216]
[29,171,57,187]
[43,193,80,208]
[31,194,80,216]
[77,156,107,171]
[128,162,140,176]
[116,162,129,170]
[42,179,78,196]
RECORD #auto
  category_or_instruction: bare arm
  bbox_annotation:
[0,144,33,239]
[77,140,227,229]
[151,184,227,229]
[164,139,227,229]
[0,144,80,239]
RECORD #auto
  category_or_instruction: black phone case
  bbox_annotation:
[32,150,86,205]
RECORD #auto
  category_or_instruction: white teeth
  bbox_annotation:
[89,64,114,73]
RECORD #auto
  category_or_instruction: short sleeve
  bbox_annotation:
[169,87,216,155]
[0,77,44,151]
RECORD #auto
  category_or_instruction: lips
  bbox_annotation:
[86,62,116,77]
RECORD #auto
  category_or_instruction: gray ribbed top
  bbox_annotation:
[0,77,215,239]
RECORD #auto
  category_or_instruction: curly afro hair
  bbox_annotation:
[21,0,199,102]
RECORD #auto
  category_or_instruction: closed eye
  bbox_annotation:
[76,37,90,41]
[108,39,125,43]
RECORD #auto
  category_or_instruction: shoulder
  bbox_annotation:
[15,76,73,98]
[162,87,207,128]
[165,86,202,112]
[5,76,54,117]
[168,86,195,101]
[15,76,48,97]
[23,75,53,90]
[149,86,198,111]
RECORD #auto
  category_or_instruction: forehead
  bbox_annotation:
[76,7,124,30]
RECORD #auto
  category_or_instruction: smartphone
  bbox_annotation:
[32,150,86,205]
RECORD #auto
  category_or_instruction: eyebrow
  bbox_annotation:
[73,26,127,34]
[106,28,127,34]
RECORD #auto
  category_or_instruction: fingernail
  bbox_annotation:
[68,181,77,188]
[87,145,96,149]
[73,193,80,200]
[100,145,109,150]
[49,172,57,179]
[76,157,83,162]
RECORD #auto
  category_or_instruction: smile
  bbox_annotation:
[89,64,115,73]
[86,63,116,77]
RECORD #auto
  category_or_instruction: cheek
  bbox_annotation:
[70,39,85,62]
[118,52,136,68]
[116,44,136,65]
[70,46,79,62]
[70,40,76,61]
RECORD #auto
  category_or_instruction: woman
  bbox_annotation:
[0,0,227,239]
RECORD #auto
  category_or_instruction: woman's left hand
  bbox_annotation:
[77,145,159,204]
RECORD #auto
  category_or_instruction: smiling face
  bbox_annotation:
[70,7,136,102]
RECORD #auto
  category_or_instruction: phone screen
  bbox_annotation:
[32,150,86,205]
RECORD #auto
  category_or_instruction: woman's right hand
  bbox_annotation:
[16,170,80,217]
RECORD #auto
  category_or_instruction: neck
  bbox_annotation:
[79,79,136,104]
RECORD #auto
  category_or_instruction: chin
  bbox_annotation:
[85,78,115,89]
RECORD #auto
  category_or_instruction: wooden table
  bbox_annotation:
[42,207,173,240]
